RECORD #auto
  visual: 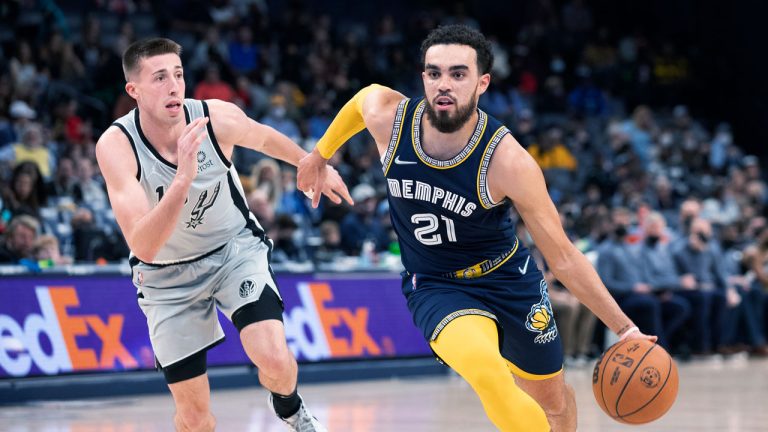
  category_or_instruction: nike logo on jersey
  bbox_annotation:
[394,156,417,165]
[519,256,531,275]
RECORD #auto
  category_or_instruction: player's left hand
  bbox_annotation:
[319,165,353,207]
[297,149,353,208]
[620,327,658,344]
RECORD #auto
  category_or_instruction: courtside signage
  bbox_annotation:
[1,273,429,378]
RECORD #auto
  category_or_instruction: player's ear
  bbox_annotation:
[478,73,491,95]
[125,81,138,99]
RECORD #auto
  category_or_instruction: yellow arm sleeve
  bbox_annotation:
[316,84,384,159]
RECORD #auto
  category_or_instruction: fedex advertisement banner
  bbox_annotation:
[0,273,431,378]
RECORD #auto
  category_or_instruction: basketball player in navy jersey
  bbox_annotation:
[96,38,351,432]
[297,25,656,431]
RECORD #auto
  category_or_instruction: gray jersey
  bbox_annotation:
[112,99,265,264]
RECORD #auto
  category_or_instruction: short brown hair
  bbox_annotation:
[122,38,182,81]
[7,215,39,237]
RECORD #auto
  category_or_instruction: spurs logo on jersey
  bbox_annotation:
[186,182,221,229]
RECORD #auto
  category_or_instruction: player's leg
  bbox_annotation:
[233,287,325,431]
[430,314,550,432]
[133,261,224,432]
[240,317,297,395]
[513,371,576,432]
[216,235,324,430]
[163,353,215,432]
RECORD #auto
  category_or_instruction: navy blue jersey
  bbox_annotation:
[382,97,521,277]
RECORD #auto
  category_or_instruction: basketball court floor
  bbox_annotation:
[1,356,766,431]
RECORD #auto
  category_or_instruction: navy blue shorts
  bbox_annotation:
[402,250,564,377]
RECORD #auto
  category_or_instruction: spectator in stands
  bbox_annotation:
[340,183,389,256]
[567,68,607,116]
[194,64,236,102]
[72,158,108,211]
[735,228,768,355]
[190,27,230,74]
[228,25,260,75]
[246,189,275,232]
[638,212,693,351]
[0,123,55,179]
[527,125,578,196]
[622,105,657,167]
[314,220,345,263]
[0,100,37,147]
[271,214,306,263]
[48,156,77,200]
[1,161,47,220]
[9,41,38,98]
[260,94,301,143]
[597,208,687,348]
[32,234,72,266]
[672,218,734,354]
[250,158,283,208]
[0,215,39,263]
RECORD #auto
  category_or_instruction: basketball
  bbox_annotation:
[592,338,679,424]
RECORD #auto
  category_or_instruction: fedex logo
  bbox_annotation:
[284,282,388,361]
[0,286,138,377]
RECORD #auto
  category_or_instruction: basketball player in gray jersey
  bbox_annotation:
[96,38,351,432]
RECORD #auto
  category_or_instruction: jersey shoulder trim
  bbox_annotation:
[201,100,232,168]
[477,126,510,209]
[382,98,409,176]
[110,120,142,181]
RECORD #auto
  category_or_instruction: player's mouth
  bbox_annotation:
[434,96,455,111]
[165,100,182,114]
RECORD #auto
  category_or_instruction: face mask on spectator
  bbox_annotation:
[614,225,628,238]
[696,232,710,243]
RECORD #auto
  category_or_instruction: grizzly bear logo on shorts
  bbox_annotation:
[239,279,256,298]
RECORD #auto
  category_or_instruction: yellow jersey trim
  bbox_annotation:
[506,360,564,381]
[442,236,519,280]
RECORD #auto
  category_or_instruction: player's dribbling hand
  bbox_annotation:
[619,326,658,344]
[176,117,209,183]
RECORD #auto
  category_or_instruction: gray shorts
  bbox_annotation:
[131,231,280,368]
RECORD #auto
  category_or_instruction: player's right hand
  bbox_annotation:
[176,117,209,183]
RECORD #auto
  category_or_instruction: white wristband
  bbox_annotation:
[618,326,640,341]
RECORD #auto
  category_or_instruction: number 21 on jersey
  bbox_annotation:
[411,213,456,245]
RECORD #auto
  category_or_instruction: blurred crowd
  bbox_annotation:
[0,0,766,359]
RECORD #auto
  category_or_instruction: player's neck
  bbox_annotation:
[421,110,479,159]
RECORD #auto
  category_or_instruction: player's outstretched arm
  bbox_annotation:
[297,84,405,208]
[205,99,352,206]
[96,118,209,262]
[491,135,656,343]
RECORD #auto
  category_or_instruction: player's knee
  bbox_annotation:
[537,383,573,418]
[256,347,296,378]
[459,356,509,391]
[175,407,215,432]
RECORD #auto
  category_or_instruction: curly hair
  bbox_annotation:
[420,24,494,75]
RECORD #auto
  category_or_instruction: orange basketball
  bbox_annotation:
[592,338,679,424]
